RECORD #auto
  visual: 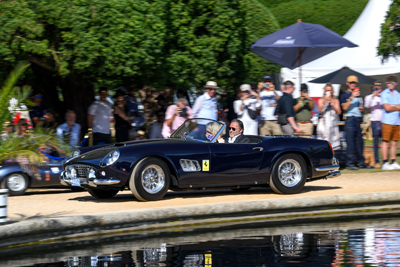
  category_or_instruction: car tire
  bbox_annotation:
[270,153,307,194]
[1,173,29,196]
[130,157,170,201]
[87,188,119,199]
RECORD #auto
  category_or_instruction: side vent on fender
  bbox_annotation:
[180,159,201,172]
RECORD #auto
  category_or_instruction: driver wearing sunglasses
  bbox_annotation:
[227,119,250,143]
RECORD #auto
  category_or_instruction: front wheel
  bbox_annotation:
[2,173,29,196]
[87,188,119,199]
[270,154,307,194]
[130,157,170,201]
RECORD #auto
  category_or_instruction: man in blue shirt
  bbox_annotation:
[192,81,219,121]
[340,75,372,170]
[57,110,81,146]
[380,75,400,170]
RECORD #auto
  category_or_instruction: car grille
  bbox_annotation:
[74,165,91,178]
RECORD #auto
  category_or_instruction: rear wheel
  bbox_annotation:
[87,188,119,199]
[130,157,170,201]
[270,154,307,194]
[1,173,28,196]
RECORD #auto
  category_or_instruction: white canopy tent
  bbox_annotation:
[280,0,400,98]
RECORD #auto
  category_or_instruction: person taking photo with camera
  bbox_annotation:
[340,75,372,170]
[234,84,261,135]
[162,98,192,138]
[258,75,283,136]
[293,83,315,137]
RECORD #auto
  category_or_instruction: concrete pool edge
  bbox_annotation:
[1,191,400,248]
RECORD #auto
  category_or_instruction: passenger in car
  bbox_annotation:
[205,121,224,142]
[227,119,250,143]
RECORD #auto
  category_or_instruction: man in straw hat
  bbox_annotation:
[192,81,219,121]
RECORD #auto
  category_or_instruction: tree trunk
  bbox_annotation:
[59,75,95,140]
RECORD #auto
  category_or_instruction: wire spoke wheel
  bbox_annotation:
[270,154,307,194]
[131,157,170,201]
[3,173,28,196]
[141,164,165,194]
[278,159,302,187]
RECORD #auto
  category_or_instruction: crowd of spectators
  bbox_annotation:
[4,73,400,172]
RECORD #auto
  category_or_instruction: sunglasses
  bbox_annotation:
[374,83,382,86]
[229,127,236,131]
[349,82,358,84]
[386,82,396,85]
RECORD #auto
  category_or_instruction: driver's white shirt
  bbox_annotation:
[228,134,242,143]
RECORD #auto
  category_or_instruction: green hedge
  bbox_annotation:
[266,0,369,36]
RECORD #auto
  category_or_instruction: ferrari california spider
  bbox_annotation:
[60,119,340,201]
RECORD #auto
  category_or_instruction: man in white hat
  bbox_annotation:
[233,84,261,135]
[192,81,219,121]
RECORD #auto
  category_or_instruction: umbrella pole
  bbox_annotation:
[298,47,303,87]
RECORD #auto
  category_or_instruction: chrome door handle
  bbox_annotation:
[253,147,263,151]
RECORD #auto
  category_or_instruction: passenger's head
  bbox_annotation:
[205,121,221,141]
[283,81,294,94]
[229,119,244,138]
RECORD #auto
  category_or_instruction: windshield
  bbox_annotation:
[170,119,225,142]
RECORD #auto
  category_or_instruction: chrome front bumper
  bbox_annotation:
[60,171,120,187]
[314,157,341,179]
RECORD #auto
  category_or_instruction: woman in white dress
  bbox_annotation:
[317,84,342,150]
[233,84,261,135]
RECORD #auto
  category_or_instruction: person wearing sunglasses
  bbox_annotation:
[227,119,250,143]
[380,75,400,170]
[340,75,372,170]
[364,81,383,168]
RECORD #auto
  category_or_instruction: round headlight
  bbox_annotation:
[101,149,120,166]
[71,150,80,158]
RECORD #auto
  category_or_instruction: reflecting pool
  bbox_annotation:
[2,217,400,266]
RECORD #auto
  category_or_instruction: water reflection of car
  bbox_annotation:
[0,148,80,196]
[60,118,340,201]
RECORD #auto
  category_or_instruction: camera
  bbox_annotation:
[374,87,380,91]
[263,83,269,88]
[179,107,187,117]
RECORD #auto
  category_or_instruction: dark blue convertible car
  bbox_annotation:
[60,119,340,201]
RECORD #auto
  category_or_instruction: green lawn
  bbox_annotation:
[340,139,400,174]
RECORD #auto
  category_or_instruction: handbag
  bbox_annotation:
[247,107,258,120]
[275,100,288,125]
[277,114,288,125]
[244,100,258,120]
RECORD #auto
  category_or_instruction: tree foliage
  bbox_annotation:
[378,0,400,61]
[0,0,280,89]
[266,0,369,36]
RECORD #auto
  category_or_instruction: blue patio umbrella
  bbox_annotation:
[250,20,357,84]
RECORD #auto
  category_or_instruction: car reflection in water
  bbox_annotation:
[61,233,333,267]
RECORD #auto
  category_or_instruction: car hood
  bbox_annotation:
[66,138,199,166]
